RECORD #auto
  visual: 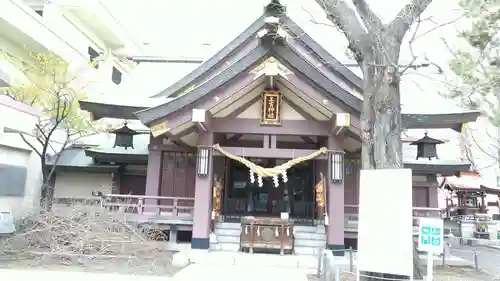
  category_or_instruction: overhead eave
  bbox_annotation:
[47,164,120,173]
[84,148,148,164]
[79,100,147,120]
[402,112,481,131]
[404,161,471,176]
[280,16,362,91]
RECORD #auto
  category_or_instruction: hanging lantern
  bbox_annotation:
[112,121,137,150]
[410,132,444,160]
[196,147,211,177]
[330,151,344,183]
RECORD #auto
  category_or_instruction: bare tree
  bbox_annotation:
[1,51,101,210]
[312,0,436,279]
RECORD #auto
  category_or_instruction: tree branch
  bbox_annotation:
[352,0,383,32]
[18,133,42,158]
[314,0,370,57]
[389,0,434,41]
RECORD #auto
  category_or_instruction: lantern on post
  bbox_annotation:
[112,121,137,150]
[410,132,444,160]
[197,147,211,177]
[330,150,345,183]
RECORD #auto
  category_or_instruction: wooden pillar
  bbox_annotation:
[145,135,162,209]
[326,135,345,256]
[427,175,439,209]
[111,166,123,194]
[481,192,486,213]
[191,131,214,250]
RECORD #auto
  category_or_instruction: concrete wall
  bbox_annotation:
[0,0,130,95]
[0,95,43,219]
[0,146,41,219]
[54,171,113,199]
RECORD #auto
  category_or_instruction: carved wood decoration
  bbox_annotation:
[314,173,327,223]
[212,175,223,218]
[240,216,294,255]
[260,90,282,125]
[315,173,325,209]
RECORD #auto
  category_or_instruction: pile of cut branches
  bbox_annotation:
[0,202,172,271]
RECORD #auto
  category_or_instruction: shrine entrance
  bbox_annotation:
[222,158,315,223]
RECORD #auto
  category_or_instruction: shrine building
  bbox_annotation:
[59,0,481,255]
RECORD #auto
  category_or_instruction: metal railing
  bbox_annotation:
[316,235,499,281]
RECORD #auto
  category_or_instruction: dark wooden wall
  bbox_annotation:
[412,186,430,207]
[120,174,146,195]
[159,152,196,201]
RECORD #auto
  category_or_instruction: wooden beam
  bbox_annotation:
[227,134,243,143]
[263,135,270,148]
[270,135,277,149]
[165,132,194,151]
[192,108,212,132]
[214,146,327,159]
[212,118,330,136]
[226,95,260,119]
[332,113,351,136]
[300,136,316,145]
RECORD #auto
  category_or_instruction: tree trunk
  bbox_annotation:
[359,52,423,280]
[40,173,56,211]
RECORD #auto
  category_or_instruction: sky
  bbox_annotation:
[102,0,468,113]
[92,0,500,183]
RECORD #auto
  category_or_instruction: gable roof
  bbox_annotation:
[135,41,364,125]
[78,0,480,131]
[151,3,362,99]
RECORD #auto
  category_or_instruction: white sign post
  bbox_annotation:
[358,169,414,278]
[418,218,444,281]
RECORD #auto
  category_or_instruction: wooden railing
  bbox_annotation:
[99,194,195,221]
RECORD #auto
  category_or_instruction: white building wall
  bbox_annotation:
[0,96,43,219]
[0,146,41,219]
[54,171,113,199]
[41,3,100,60]
[0,0,129,96]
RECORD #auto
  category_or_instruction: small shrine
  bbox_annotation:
[439,172,500,241]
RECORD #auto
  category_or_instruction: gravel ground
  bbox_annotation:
[308,266,497,281]
[0,250,184,276]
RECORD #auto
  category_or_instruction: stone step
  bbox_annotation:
[215,228,241,236]
[294,231,325,241]
[215,234,241,244]
[293,238,325,248]
[210,242,240,251]
[294,225,325,234]
[215,222,241,230]
[294,246,323,256]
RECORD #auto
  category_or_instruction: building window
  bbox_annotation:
[88,47,99,69]
[112,67,122,85]
[0,164,27,197]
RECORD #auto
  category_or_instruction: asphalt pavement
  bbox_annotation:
[448,243,500,279]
